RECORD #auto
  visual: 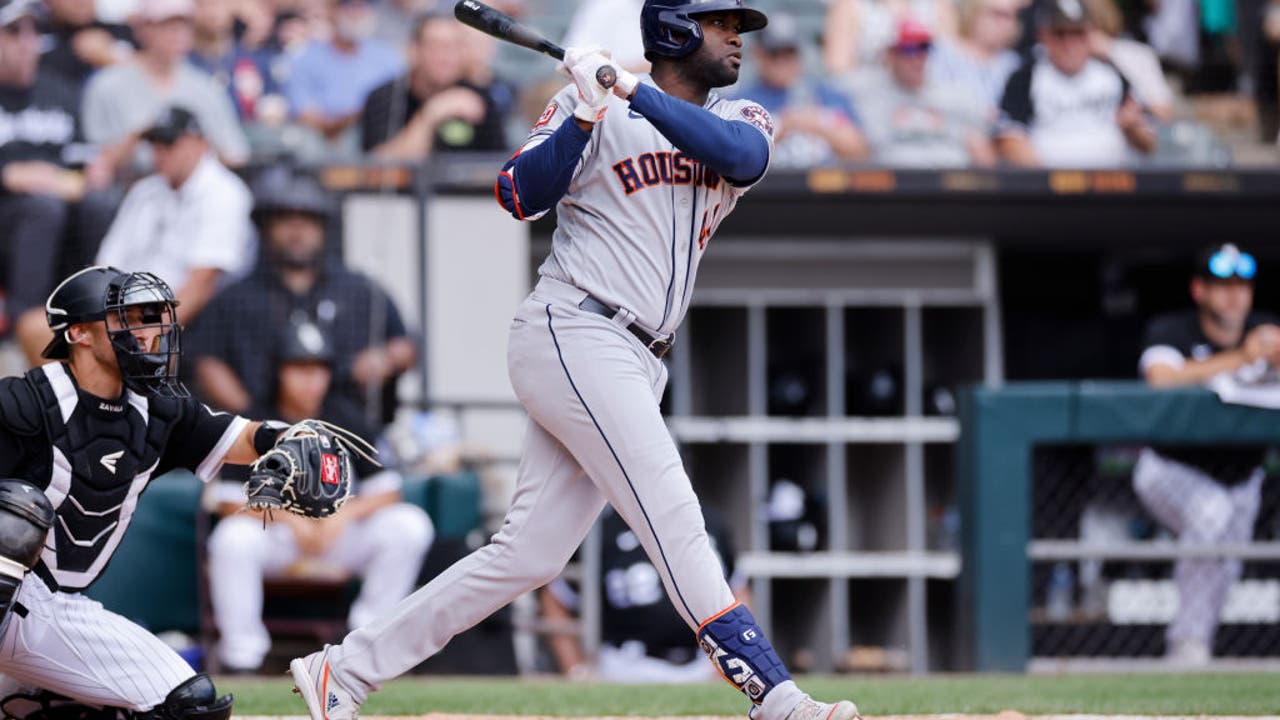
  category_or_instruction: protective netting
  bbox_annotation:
[1030,444,1280,660]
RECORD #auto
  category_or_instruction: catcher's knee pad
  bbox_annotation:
[696,603,791,704]
[0,480,55,620]
[142,675,232,720]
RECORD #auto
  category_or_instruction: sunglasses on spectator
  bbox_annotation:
[1206,248,1257,280]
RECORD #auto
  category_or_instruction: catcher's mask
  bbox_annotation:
[43,267,188,398]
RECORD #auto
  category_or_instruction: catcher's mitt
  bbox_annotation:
[245,419,376,518]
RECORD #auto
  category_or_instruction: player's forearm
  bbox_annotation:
[495,117,591,219]
[371,111,436,161]
[996,134,1039,167]
[1146,352,1252,388]
[628,84,768,182]
[1123,122,1157,154]
[224,420,264,465]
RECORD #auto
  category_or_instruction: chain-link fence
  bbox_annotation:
[1030,444,1280,661]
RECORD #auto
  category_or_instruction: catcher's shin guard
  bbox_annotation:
[697,603,791,704]
[0,480,55,622]
[138,675,232,720]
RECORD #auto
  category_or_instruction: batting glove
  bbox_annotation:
[559,46,614,123]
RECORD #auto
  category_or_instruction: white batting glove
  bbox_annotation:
[562,46,639,100]
[559,46,611,123]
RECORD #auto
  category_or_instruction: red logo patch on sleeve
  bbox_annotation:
[533,102,558,130]
[321,453,341,485]
[739,104,774,136]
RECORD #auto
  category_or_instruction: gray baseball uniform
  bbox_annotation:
[325,78,790,713]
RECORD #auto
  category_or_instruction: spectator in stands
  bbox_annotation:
[0,0,119,366]
[284,0,402,156]
[188,0,286,125]
[1134,243,1279,666]
[850,20,995,167]
[189,165,416,423]
[40,0,134,87]
[256,0,330,56]
[361,13,508,159]
[1082,0,1175,122]
[81,0,250,173]
[370,0,433,51]
[994,0,1156,167]
[94,107,254,324]
[822,0,957,74]
[207,316,433,674]
[563,0,648,71]
[540,506,746,682]
[734,12,868,168]
[458,22,517,135]
[926,0,1022,118]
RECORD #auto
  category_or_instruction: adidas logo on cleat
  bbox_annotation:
[327,693,341,711]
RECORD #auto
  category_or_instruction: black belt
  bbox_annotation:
[578,295,673,359]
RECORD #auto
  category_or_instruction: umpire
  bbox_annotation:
[1134,242,1280,665]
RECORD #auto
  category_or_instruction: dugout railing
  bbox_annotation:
[957,381,1280,672]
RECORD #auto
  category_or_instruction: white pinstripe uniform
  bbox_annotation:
[0,362,249,711]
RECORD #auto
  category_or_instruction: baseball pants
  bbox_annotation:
[207,502,433,670]
[0,575,194,711]
[328,276,739,702]
[1132,448,1264,648]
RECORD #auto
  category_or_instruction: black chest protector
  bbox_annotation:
[24,364,179,592]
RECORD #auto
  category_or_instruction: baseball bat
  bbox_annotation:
[453,0,617,89]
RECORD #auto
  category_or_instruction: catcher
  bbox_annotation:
[0,266,358,720]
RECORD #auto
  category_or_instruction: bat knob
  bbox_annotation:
[596,65,617,89]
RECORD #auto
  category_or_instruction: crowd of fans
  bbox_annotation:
[0,0,1274,391]
[0,0,1273,328]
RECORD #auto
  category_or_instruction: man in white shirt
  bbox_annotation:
[95,106,254,324]
[994,0,1156,167]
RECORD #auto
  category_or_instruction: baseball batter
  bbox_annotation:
[291,2,859,720]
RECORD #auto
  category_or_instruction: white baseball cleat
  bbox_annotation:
[786,697,861,720]
[290,646,361,720]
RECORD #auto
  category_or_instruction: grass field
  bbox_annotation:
[219,673,1280,716]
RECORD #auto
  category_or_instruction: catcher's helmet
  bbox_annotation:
[641,0,767,60]
[250,164,334,226]
[42,266,187,398]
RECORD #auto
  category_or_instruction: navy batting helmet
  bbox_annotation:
[641,0,767,60]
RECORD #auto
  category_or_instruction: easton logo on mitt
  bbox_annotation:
[244,419,377,518]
